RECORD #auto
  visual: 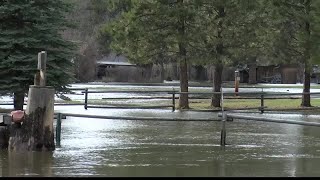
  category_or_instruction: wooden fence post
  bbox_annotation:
[234,70,239,96]
[84,88,88,110]
[172,89,175,112]
[220,87,226,146]
[8,51,55,151]
[38,51,47,86]
[260,94,264,114]
[56,113,62,147]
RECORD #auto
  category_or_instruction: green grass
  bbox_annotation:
[56,97,320,111]
[188,98,320,110]
[2,96,320,113]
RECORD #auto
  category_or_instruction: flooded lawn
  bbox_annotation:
[1,83,320,177]
[1,108,320,177]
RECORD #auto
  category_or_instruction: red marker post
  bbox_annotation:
[235,70,240,96]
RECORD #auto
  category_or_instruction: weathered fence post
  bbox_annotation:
[38,51,47,86]
[172,88,175,112]
[56,113,62,147]
[260,94,264,114]
[220,88,226,146]
[84,88,88,110]
[8,51,55,151]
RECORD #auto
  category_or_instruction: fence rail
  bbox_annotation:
[54,112,221,146]
[3,87,320,148]
[218,113,320,127]
[2,87,320,112]
[85,105,173,109]
[81,89,320,112]
[52,87,320,147]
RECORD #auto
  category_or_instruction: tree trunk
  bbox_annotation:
[211,63,223,107]
[172,62,178,80]
[248,64,257,84]
[13,92,24,110]
[211,6,225,108]
[142,64,153,82]
[301,0,311,107]
[9,86,55,151]
[301,66,311,107]
[160,62,165,82]
[195,65,206,81]
[179,58,189,109]
[177,0,189,109]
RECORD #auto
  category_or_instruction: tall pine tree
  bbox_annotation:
[0,0,76,110]
[105,0,201,109]
[193,0,266,107]
[272,0,320,107]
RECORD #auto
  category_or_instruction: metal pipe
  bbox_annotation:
[173,92,320,96]
[172,89,176,112]
[62,113,221,122]
[86,105,173,109]
[220,87,226,146]
[260,94,264,114]
[54,103,85,106]
[56,113,62,147]
[84,88,88,110]
[234,70,240,96]
[82,90,265,95]
[102,97,177,100]
[82,90,174,94]
[53,113,66,119]
[224,114,320,127]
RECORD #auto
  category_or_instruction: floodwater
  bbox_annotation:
[1,83,320,177]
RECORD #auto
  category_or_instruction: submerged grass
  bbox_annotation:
[189,98,320,111]
[85,97,320,112]
[2,98,320,114]
[3,83,320,113]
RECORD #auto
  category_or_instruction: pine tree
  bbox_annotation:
[0,0,76,110]
[103,0,269,108]
[105,0,202,109]
[271,0,320,107]
[193,0,266,107]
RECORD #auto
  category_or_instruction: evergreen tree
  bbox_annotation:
[105,0,202,109]
[271,0,320,107]
[0,0,76,110]
[193,0,266,107]
[103,0,268,108]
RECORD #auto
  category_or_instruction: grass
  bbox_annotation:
[2,94,320,113]
[188,98,320,111]
[87,97,320,111]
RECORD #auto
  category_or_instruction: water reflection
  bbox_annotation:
[1,105,320,176]
[1,151,53,177]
